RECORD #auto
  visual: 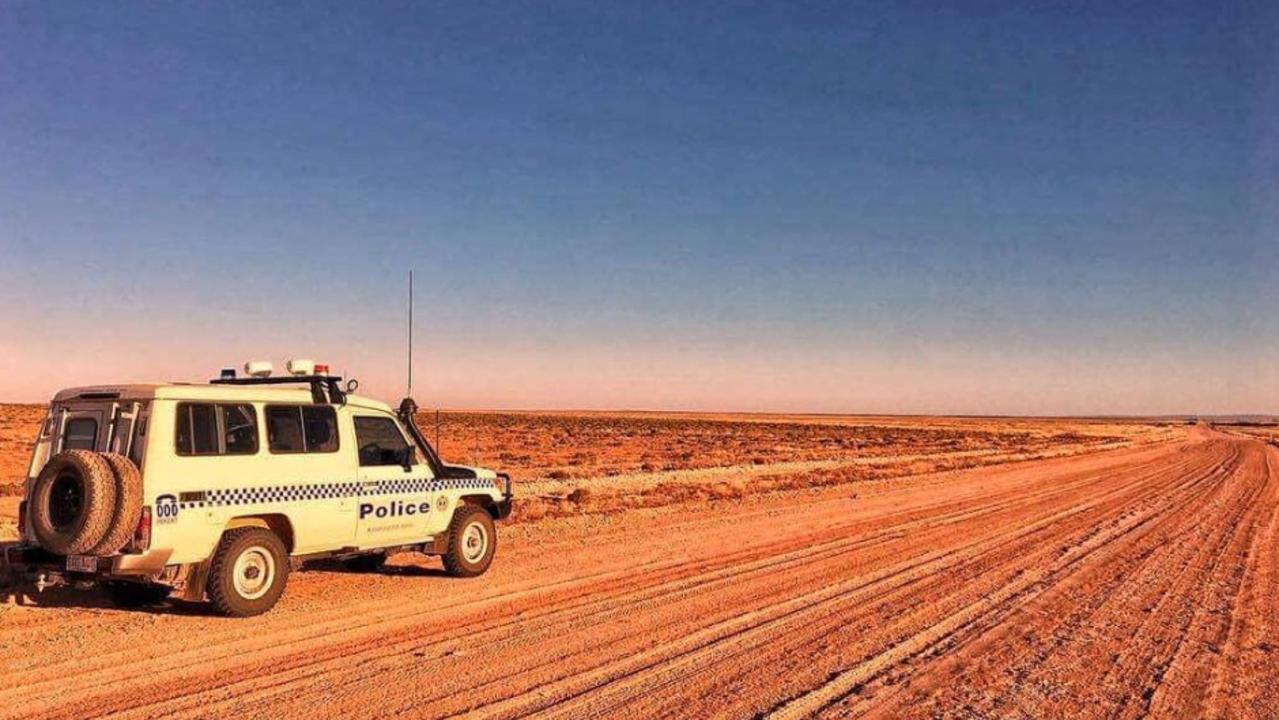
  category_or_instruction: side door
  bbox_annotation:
[257,404,357,556]
[352,413,437,549]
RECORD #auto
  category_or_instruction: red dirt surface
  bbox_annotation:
[1,425,1274,718]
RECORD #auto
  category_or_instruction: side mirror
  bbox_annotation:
[399,446,414,473]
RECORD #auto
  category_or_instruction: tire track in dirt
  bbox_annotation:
[752,443,1241,719]
[846,442,1256,719]
[485,441,1226,719]
[484,446,1231,720]
[817,438,1271,720]
[1144,442,1275,718]
[1205,444,1279,717]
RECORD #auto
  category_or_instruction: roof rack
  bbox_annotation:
[209,375,347,405]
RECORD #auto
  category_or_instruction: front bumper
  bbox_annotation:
[495,472,514,519]
[1,543,172,586]
[494,497,513,520]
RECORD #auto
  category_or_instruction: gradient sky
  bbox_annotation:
[1,1,1275,414]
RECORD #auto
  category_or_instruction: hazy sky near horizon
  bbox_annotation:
[1,1,1276,415]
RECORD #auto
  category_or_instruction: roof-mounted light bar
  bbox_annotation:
[210,359,348,405]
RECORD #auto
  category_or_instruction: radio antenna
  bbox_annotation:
[407,270,414,398]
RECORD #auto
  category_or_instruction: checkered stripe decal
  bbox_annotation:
[366,477,494,495]
[177,477,494,509]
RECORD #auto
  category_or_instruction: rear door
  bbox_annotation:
[54,403,108,452]
[104,401,147,461]
[352,413,437,549]
[27,402,111,492]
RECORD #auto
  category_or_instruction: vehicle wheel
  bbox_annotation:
[206,527,290,617]
[341,552,388,572]
[442,505,496,578]
[29,450,118,556]
[89,453,144,556]
[104,581,170,608]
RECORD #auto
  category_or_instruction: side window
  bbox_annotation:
[176,404,216,455]
[266,406,304,452]
[177,403,259,456]
[267,405,339,453]
[63,418,98,451]
[221,404,259,455]
[354,417,414,466]
[302,406,339,452]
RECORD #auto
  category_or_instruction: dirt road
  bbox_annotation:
[1,431,1275,719]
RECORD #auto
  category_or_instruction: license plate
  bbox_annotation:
[66,555,98,573]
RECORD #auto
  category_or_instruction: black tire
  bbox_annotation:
[341,552,388,572]
[104,581,170,608]
[206,527,290,617]
[89,453,144,556]
[442,505,497,578]
[29,450,118,556]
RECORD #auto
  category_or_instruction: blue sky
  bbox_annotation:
[1,1,1275,414]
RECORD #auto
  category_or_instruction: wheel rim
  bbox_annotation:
[233,545,276,600]
[49,473,84,530]
[461,521,489,564]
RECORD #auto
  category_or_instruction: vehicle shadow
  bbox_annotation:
[379,563,449,578]
[301,558,448,577]
[0,542,209,617]
[0,580,211,617]
[1,549,449,616]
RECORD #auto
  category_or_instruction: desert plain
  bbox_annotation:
[0,404,1276,718]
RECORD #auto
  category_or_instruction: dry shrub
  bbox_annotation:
[709,481,745,500]
[592,496,624,514]
[516,499,550,522]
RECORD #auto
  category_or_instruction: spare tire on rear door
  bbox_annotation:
[29,450,118,556]
[90,453,144,556]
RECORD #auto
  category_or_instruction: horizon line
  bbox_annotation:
[0,399,1271,422]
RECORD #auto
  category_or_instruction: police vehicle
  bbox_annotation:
[1,360,512,616]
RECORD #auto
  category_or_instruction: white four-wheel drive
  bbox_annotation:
[1,362,512,616]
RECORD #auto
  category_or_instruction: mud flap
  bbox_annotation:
[419,536,449,556]
[181,561,211,602]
